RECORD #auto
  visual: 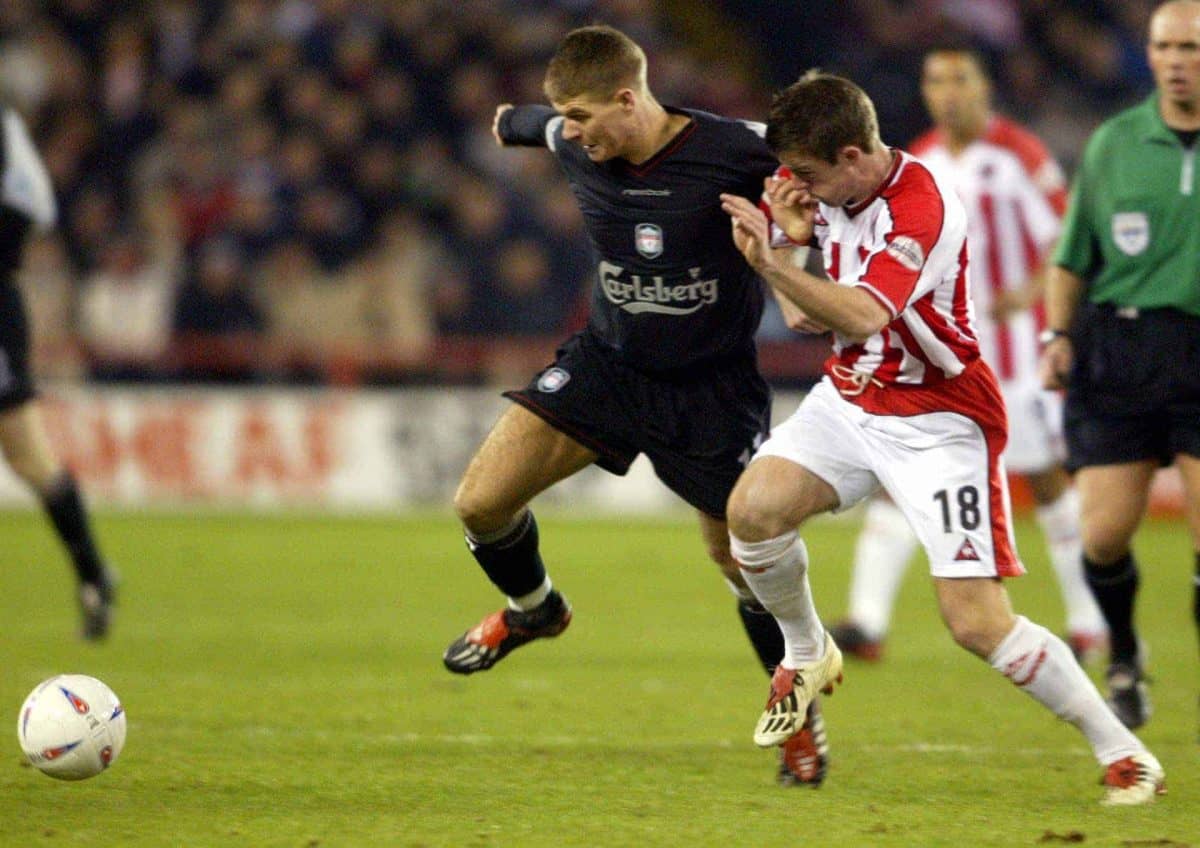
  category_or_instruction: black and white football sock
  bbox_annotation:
[464,509,551,609]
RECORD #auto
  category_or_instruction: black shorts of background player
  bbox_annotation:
[1039,0,1200,730]
[0,105,116,639]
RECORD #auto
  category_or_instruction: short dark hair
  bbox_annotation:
[923,43,991,78]
[543,25,647,103]
[766,71,879,164]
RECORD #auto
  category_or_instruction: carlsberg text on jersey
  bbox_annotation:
[599,260,719,315]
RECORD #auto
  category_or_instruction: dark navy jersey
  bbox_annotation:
[498,104,777,373]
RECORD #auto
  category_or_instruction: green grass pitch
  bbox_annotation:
[0,509,1196,847]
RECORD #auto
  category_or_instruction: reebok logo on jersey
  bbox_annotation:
[954,538,980,561]
[885,236,925,271]
[599,260,719,315]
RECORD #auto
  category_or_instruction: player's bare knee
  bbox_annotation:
[4,450,57,491]
[943,606,1011,658]
[726,494,789,543]
[727,509,778,543]
[452,481,518,535]
[945,618,996,658]
[1080,535,1132,566]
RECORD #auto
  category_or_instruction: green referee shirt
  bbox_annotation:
[1054,94,1200,316]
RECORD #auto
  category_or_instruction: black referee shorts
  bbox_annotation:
[504,331,771,518]
[1064,302,1200,470]
[0,282,36,413]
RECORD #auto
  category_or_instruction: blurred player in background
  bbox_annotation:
[440,25,828,786]
[1040,0,1200,730]
[721,70,1163,805]
[828,46,1107,664]
[0,104,116,639]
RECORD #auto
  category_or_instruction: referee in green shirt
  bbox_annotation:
[1040,0,1200,732]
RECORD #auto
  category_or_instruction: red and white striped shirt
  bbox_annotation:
[809,150,980,403]
[910,116,1066,383]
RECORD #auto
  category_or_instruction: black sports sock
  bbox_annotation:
[465,511,547,599]
[737,598,785,676]
[40,472,106,585]
[1083,553,1139,665]
[1193,552,1200,657]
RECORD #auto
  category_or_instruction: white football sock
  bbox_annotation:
[730,530,825,667]
[847,497,918,640]
[1036,488,1107,635]
[988,615,1142,764]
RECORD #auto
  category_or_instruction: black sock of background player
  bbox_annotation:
[465,510,548,600]
[738,598,786,676]
[1193,551,1200,659]
[1083,552,1140,666]
[40,472,107,585]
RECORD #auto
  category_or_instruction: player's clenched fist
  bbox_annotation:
[763,173,817,245]
[1038,336,1072,391]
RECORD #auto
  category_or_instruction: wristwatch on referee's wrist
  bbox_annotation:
[1038,328,1070,346]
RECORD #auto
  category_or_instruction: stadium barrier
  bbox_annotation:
[0,385,1183,515]
[0,385,676,512]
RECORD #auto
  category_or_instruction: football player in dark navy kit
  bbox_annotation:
[0,104,117,639]
[441,25,829,786]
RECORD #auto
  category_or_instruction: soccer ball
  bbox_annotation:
[17,674,126,780]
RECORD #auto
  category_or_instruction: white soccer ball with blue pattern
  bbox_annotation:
[17,674,126,780]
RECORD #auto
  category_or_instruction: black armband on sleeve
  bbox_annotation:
[499,105,558,147]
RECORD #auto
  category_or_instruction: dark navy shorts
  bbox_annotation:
[505,331,771,517]
[0,283,35,413]
[1064,302,1200,471]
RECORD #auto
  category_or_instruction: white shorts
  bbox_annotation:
[756,371,1024,579]
[1000,377,1065,474]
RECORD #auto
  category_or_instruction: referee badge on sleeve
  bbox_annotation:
[1112,211,1149,256]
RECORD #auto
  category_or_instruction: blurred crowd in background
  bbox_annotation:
[0,0,1160,386]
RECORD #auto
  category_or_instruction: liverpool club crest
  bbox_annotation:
[634,223,663,259]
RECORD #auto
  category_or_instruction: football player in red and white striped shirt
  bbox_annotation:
[831,47,1105,666]
[719,71,1162,805]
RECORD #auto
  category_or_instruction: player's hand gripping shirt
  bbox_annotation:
[911,117,1065,383]
[497,105,778,373]
[808,150,981,404]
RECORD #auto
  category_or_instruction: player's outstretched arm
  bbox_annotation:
[492,103,559,149]
[492,104,514,146]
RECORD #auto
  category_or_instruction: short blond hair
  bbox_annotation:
[543,25,647,103]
